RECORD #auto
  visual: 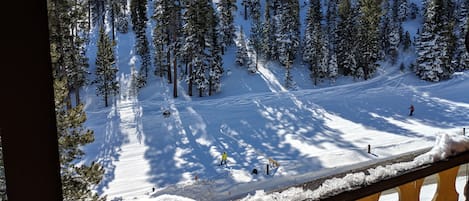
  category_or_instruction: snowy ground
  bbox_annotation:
[76,1,469,200]
[81,41,469,200]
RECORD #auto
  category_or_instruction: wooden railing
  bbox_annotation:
[314,150,469,201]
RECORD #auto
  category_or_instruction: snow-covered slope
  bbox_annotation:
[78,0,469,200]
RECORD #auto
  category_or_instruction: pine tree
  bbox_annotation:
[284,62,294,89]
[303,0,327,85]
[416,0,455,82]
[217,0,237,54]
[407,2,419,20]
[90,0,106,27]
[378,1,391,60]
[261,0,273,60]
[181,0,211,96]
[271,1,300,65]
[54,78,105,201]
[276,2,300,67]
[249,7,262,72]
[388,21,401,64]
[393,0,409,22]
[48,0,90,107]
[326,0,339,57]
[152,0,182,86]
[130,0,150,87]
[402,31,412,51]
[336,0,357,76]
[94,26,119,107]
[115,0,129,34]
[109,0,130,38]
[236,27,249,67]
[152,0,171,78]
[452,0,469,71]
[208,17,224,96]
[356,0,382,80]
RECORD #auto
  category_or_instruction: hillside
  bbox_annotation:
[78,0,469,200]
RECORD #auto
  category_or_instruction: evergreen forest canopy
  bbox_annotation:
[44,0,468,200]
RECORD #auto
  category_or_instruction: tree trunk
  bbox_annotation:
[75,87,80,105]
[104,92,108,107]
[111,4,115,41]
[208,77,212,96]
[100,0,105,26]
[256,51,258,70]
[188,63,193,96]
[167,47,172,83]
[88,0,91,32]
[173,48,177,98]
[465,31,469,53]
[66,92,72,110]
[244,1,248,20]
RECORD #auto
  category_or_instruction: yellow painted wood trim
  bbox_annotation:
[432,166,460,201]
[397,178,424,201]
[356,192,381,201]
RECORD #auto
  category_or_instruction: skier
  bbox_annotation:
[409,104,415,116]
[220,152,228,166]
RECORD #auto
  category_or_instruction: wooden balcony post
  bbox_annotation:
[433,166,460,201]
[356,193,381,201]
[397,178,424,201]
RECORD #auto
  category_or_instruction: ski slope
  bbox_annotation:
[77,0,469,200]
[81,47,469,200]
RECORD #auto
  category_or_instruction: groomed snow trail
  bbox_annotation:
[102,73,153,200]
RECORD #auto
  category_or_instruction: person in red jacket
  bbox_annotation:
[409,104,415,116]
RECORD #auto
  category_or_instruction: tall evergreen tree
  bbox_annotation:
[181,0,212,96]
[401,31,412,51]
[48,1,105,200]
[284,62,294,89]
[249,2,262,72]
[208,14,224,96]
[261,0,273,60]
[356,0,382,80]
[130,0,151,87]
[152,0,182,87]
[54,78,105,201]
[326,0,339,57]
[90,0,106,27]
[336,0,357,76]
[452,0,469,71]
[416,0,455,81]
[217,0,237,54]
[303,0,327,85]
[109,0,129,39]
[115,0,129,34]
[48,0,90,107]
[407,2,419,20]
[276,1,300,66]
[236,27,249,67]
[152,0,171,78]
[94,26,119,107]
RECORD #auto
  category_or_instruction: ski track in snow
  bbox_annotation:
[100,74,154,201]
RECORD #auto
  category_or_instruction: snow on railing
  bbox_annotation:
[240,132,469,201]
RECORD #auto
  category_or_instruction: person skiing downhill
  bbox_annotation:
[220,152,228,166]
[409,104,415,116]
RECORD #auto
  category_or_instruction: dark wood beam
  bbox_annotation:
[0,1,63,200]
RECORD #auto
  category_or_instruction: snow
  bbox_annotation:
[76,0,469,200]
